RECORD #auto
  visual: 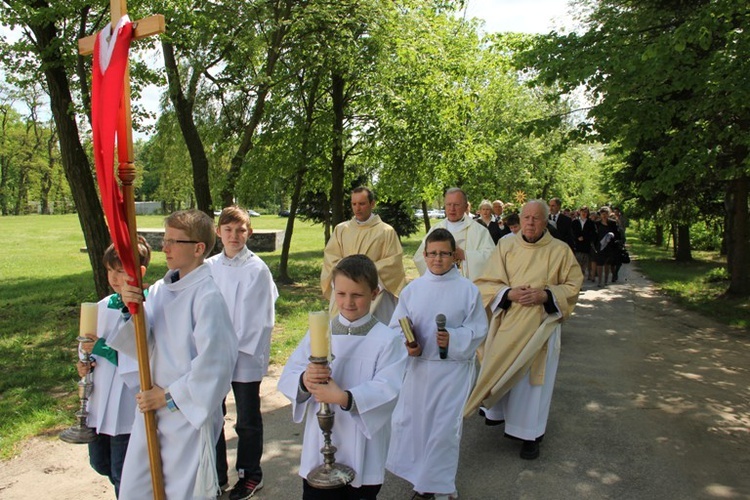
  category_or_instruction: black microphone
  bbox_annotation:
[436,314,447,359]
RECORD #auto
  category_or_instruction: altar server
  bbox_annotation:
[387,229,487,500]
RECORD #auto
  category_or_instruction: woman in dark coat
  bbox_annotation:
[594,206,620,287]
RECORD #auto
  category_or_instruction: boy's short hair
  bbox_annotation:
[504,213,520,226]
[332,254,378,292]
[164,209,216,257]
[218,206,251,228]
[102,236,152,270]
[425,228,456,251]
[351,186,374,203]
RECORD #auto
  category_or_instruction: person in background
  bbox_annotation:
[571,206,596,281]
[414,188,495,280]
[321,186,406,324]
[594,206,620,287]
[207,206,279,499]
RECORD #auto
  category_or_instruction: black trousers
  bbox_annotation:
[303,479,381,500]
[216,381,264,484]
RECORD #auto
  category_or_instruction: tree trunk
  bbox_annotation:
[674,224,692,262]
[40,131,56,215]
[330,70,346,227]
[279,76,319,283]
[279,168,305,284]
[0,154,8,215]
[654,224,664,247]
[162,41,213,218]
[726,176,750,295]
[0,107,10,216]
[220,1,292,207]
[421,199,431,232]
[30,9,110,297]
[323,196,332,244]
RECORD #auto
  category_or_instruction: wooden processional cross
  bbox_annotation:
[78,2,166,498]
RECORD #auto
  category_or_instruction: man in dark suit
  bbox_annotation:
[487,200,511,244]
[548,197,574,250]
[571,206,597,280]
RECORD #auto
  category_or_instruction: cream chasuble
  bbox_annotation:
[463,231,582,417]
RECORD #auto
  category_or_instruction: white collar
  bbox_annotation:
[221,246,252,266]
[336,313,374,327]
[446,216,469,233]
[354,213,376,225]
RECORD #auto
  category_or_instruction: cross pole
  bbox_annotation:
[78,2,166,499]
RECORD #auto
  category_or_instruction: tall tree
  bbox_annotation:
[0,1,111,296]
[520,0,750,294]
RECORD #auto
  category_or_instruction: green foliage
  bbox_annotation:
[0,87,69,215]
[629,235,750,328]
[516,0,750,291]
[376,199,419,239]
[637,216,722,252]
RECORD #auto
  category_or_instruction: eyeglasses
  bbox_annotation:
[162,238,200,247]
[425,251,454,258]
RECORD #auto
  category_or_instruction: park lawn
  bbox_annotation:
[0,213,425,458]
[627,235,750,328]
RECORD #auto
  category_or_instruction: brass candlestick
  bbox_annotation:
[305,354,355,489]
[60,336,97,444]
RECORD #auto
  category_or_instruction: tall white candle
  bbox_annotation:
[308,310,330,358]
[79,302,98,336]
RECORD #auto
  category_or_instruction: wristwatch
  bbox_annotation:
[165,391,179,412]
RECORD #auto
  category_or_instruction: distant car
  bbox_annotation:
[247,209,261,217]
[278,210,291,217]
[428,209,446,219]
[415,209,424,218]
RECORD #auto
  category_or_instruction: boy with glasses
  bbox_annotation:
[111,209,237,499]
[387,229,488,500]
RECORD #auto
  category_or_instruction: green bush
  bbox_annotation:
[635,219,721,251]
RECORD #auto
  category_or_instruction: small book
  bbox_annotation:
[398,317,418,347]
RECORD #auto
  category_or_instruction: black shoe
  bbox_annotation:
[229,478,264,500]
[412,493,436,500]
[520,440,540,460]
[485,417,505,426]
[478,408,485,417]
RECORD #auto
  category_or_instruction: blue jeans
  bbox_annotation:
[216,381,264,483]
[88,432,130,497]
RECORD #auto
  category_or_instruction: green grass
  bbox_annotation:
[0,213,426,458]
[628,235,750,328]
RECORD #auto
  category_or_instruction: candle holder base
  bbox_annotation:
[59,423,97,444]
[306,462,356,490]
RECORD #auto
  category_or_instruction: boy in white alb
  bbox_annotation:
[278,255,407,499]
[111,209,238,500]
[206,206,278,500]
[387,229,488,500]
[76,238,150,497]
